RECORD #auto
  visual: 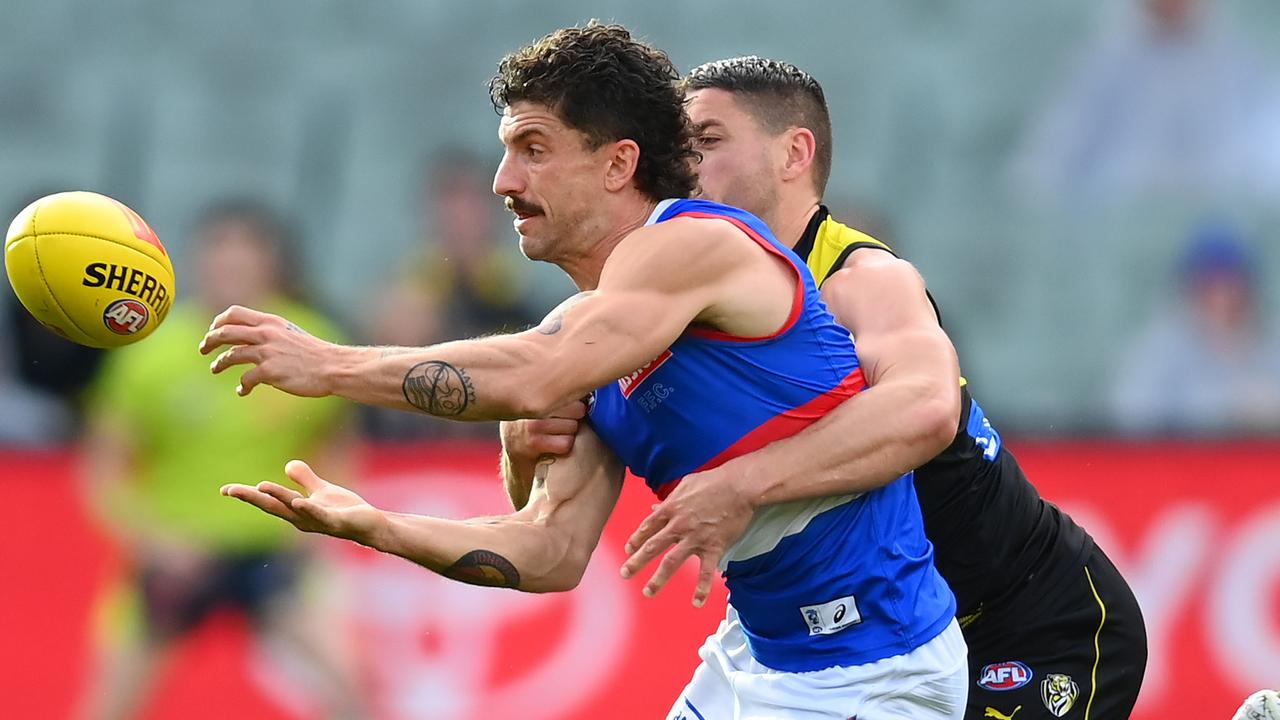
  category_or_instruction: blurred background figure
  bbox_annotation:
[0,193,105,445]
[1010,0,1280,203]
[1109,220,1280,434]
[409,149,542,339]
[358,150,546,442]
[76,200,365,719]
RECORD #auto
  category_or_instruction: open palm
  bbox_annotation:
[222,460,385,545]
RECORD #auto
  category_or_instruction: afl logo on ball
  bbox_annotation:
[103,298,149,335]
[977,661,1033,692]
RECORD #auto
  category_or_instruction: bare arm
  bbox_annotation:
[500,400,588,510]
[619,249,963,601]
[720,249,961,505]
[200,217,791,421]
[223,424,624,593]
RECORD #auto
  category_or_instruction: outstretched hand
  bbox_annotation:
[199,305,339,398]
[221,460,386,547]
[619,465,755,608]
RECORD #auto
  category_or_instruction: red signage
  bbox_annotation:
[1,440,1276,719]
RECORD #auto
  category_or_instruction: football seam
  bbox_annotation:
[22,229,172,275]
[26,219,94,340]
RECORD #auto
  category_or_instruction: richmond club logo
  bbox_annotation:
[103,298,149,335]
[977,661,1033,692]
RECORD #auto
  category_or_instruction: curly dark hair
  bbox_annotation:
[489,23,699,201]
[684,56,833,195]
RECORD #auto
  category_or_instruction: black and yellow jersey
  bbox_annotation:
[793,206,1093,620]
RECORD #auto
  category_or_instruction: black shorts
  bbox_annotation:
[961,544,1147,720]
[139,551,302,641]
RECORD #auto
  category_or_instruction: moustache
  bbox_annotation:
[505,197,545,216]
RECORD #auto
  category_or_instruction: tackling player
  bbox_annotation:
[203,25,967,719]
[503,56,1148,720]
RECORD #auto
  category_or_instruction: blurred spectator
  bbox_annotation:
[360,150,541,441]
[412,148,542,338]
[357,275,474,440]
[1011,0,1280,203]
[0,192,106,445]
[1109,220,1280,434]
[77,200,365,719]
[0,293,74,444]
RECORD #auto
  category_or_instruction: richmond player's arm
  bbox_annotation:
[222,424,623,592]
[716,248,962,505]
[198,215,795,421]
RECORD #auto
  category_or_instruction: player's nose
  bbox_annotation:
[492,151,524,198]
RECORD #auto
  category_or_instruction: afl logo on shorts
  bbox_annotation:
[977,661,1033,692]
[103,298,149,335]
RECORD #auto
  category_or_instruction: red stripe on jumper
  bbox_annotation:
[653,367,867,500]
[671,211,804,342]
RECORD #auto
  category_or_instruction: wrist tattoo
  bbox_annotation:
[443,549,521,588]
[402,361,475,416]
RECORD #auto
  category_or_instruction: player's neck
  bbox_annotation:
[558,198,658,290]
[770,196,822,250]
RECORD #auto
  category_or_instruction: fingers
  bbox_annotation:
[199,323,266,355]
[624,505,667,555]
[642,542,695,598]
[236,367,267,396]
[221,483,303,524]
[256,480,303,506]
[210,345,264,375]
[550,400,589,420]
[290,497,337,528]
[209,305,270,331]
[284,459,326,494]
[620,520,675,579]
[691,554,718,608]
[535,417,581,436]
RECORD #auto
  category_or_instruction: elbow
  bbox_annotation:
[913,388,961,457]
[521,532,593,593]
[536,553,591,592]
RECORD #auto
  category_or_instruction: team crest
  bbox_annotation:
[1040,673,1079,717]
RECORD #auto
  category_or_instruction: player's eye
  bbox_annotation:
[696,136,722,149]
[527,145,546,159]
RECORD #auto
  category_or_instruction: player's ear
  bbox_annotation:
[603,139,641,192]
[780,127,817,184]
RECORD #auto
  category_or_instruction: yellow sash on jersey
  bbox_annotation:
[801,208,968,388]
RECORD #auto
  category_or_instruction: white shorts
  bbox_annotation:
[666,609,968,720]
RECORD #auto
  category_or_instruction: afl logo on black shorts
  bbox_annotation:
[103,298,149,335]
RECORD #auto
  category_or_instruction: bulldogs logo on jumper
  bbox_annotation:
[977,661,1033,692]
[618,349,673,398]
[1041,674,1079,717]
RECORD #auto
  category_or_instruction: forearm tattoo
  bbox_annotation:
[443,549,521,588]
[402,360,475,416]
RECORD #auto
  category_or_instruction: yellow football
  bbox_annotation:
[4,191,175,348]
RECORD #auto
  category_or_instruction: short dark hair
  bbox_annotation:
[684,56,833,195]
[488,22,699,201]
